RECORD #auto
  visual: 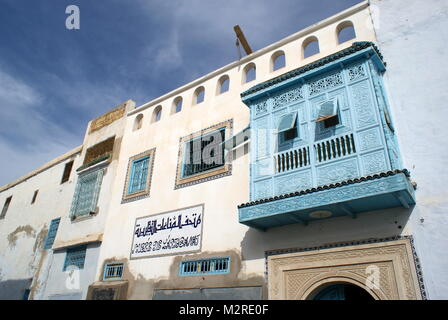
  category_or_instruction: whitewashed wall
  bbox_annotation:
[371,0,448,299]
[0,148,81,299]
[94,2,380,299]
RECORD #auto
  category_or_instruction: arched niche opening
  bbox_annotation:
[302,36,320,59]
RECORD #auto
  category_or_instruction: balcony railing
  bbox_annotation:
[274,133,356,174]
[275,146,310,173]
[314,133,356,163]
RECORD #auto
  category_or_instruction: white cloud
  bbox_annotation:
[0,69,79,185]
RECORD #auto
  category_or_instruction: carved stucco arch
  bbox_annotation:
[268,239,422,300]
[297,273,387,300]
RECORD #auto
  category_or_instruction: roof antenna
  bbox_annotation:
[233,25,253,59]
[236,38,242,60]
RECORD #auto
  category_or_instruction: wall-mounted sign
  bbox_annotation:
[130,204,204,259]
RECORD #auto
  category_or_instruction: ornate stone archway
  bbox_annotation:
[268,239,422,300]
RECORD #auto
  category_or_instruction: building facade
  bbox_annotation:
[0,0,447,300]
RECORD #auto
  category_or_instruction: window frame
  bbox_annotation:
[181,128,226,179]
[175,120,233,189]
[277,112,300,148]
[31,190,39,205]
[0,196,12,219]
[61,160,74,184]
[44,217,61,249]
[316,97,341,128]
[179,257,231,276]
[128,156,150,194]
[63,245,87,271]
[103,262,124,281]
[122,148,156,203]
[69,168,104,220]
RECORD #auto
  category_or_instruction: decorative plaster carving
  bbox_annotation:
[350,80,377,129]
[268,239,422,300]
[254,179,272,200]
[89,105,126,133]
[308,72,343,97]
[361,151,388,176]
[254,100,268,115]
[275,170,312,195]
[317,159,359,186]
[239,173,411,221]
[358,127,382,151]
[347,63,366,82]
[272,86,303,109]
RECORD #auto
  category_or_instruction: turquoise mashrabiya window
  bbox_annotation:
[128,156,150,194]
[63,245,87,271]
[44,217,61,249]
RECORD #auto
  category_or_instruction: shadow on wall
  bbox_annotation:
[239,206,415,262]
[0,278,32,300]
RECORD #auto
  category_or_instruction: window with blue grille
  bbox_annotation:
[69,169,104,219]
[63,245,87,271]
[44,218,61,249]
[128,156,150,194]
[103,263,124,281]
[179,257,230,276]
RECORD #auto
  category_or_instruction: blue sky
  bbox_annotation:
[0,0,362,186]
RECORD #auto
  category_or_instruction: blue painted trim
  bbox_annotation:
[178,257,231,276]
[103,262,124,281]
[128,156,150,194]
[239,173,415,230]
[44,217,61,250]
[242,43,385,103]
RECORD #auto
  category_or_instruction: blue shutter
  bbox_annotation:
[317,98,339,121]
[70,169,104,219]
[128,157,149,194]
[278,112,297,133]
[44,218,61,249]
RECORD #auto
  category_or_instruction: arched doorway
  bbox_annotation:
[310,283,375,301]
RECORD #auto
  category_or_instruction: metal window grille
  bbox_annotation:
[70,169,104,219]
[103,263,124,281]
[44,217,61,249]
[179,257,230,276]
[183,128,225,177]
[63,245,87,271]
[128,157,149,194]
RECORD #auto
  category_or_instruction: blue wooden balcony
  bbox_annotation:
[238,170,415,231]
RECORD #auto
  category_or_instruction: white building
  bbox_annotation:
[0,0,447,300]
